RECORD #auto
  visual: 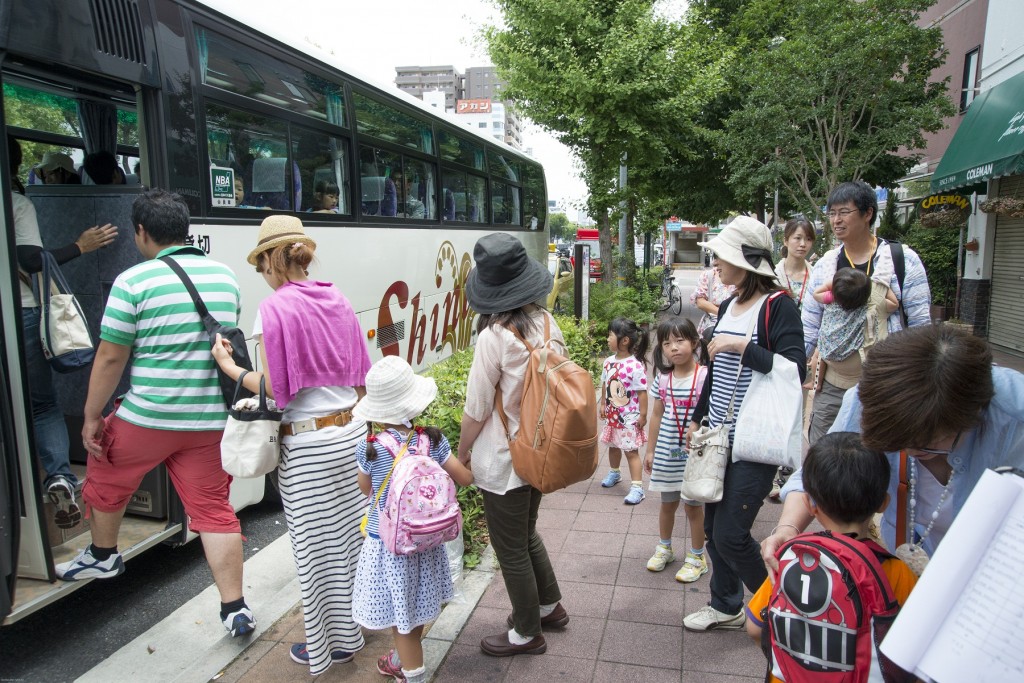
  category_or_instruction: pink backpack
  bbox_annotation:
[374,430,463,556]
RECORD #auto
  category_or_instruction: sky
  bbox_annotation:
[202,0,590,213]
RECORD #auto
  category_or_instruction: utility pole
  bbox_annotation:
[618,156,628,284]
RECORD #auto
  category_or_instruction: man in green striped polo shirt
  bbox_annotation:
[56,189,256,638]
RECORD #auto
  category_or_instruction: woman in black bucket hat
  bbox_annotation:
[458,233,569,657]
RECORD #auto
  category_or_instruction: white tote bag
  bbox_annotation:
[732,355,803,470]
[681,294,766,503]
[221,373,282,479]
[34,250,95,372]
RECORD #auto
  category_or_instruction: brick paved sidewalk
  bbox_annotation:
[430,467,783,683]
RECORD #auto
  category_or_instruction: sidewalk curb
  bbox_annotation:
[75,532,299,683]
[423,544,497,673]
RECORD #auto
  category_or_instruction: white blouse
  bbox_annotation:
[464,308,565,495]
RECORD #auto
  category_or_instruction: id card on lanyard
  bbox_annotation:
[667,368,700,459]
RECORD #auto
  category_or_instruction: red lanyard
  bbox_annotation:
[669,366,700,445]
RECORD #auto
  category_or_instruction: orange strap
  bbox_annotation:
[494,315,549,438]
[896,450,909,547]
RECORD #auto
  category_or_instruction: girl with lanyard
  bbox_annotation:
[644,318,710,583]
[770,217,816,501]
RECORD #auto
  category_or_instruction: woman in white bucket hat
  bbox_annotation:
[680,216,808,634]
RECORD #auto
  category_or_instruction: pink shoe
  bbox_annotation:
[377,649,404,681]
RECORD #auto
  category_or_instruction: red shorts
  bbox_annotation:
[83,415,241,534]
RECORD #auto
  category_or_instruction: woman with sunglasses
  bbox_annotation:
[762,324,1024,575]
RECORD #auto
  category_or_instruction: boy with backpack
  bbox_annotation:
[745,432,917,683]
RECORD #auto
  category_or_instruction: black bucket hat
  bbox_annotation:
[466,233,553,314]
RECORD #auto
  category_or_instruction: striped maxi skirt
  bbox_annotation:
[279,420,367,676]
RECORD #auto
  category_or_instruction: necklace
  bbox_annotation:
[894,459,954,577]
[844,236,878,277]
[784,264,808,308]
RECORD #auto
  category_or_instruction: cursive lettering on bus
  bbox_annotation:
[375,241,476,365]
[377,280,410,358]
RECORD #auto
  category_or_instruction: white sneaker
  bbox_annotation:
[646,544,675,572]
[674,551,708,583]
[683,604,745,631]
[55,546,125,580]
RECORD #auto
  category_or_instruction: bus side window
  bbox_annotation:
[292,127,349,214]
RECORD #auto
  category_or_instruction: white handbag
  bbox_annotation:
[681,294,765,503]
[732,355,803,469]
[221,372,283,479]
[682,420,732,503]
[34,250,95,372]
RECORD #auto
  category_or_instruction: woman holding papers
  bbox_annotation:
[762,324,1024,573]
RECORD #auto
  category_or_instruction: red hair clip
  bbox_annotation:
[414,426,425,435]
[366,433,377,443]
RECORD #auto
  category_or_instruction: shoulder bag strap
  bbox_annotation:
[722,293,767,423]
[888,241,908,328]
[495,317,542,438]
[159,253,217,335]
[370,437,411,511]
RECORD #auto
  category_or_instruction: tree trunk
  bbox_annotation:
[754,186,766,223]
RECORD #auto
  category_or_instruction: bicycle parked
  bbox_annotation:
[659,267,683,315]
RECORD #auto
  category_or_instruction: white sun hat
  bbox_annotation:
[698,215,777,278]
[351,355,438,426]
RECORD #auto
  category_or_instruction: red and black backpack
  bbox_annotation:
[761,531,914,683]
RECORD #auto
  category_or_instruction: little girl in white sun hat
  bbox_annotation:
[350,355,473,683]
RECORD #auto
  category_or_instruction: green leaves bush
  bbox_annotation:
[903,221,959,308]
[554,313,603,383]
[420,347,487,568]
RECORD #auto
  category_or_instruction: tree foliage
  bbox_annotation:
[712,0,953,240]
[548,212,573,241]
[485,0,730,280]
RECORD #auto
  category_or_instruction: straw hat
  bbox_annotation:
[246,215,317,266]
[698,216,776,278]
[351,356,438,426]
[466,233,553,314]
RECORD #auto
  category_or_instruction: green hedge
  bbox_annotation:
[420,348,487,568]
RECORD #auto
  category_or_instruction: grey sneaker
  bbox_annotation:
[600,470,622,487]
[47,477,81,529]
[684,604,745,631]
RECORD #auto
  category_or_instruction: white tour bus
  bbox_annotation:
[0,0,548,624]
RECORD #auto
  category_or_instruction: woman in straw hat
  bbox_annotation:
[680,216,806,634]
[212,215,372,675]
[458,233,569,657]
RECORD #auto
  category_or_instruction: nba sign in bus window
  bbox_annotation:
[211,166,235,207]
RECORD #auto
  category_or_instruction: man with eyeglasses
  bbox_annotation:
[802,181,931,445]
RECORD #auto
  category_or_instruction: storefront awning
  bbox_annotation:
[931,70,1024,193]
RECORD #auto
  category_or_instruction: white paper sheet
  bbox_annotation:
[880,469,1024,682]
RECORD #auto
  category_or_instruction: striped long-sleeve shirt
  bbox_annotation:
[801,240,931,355]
